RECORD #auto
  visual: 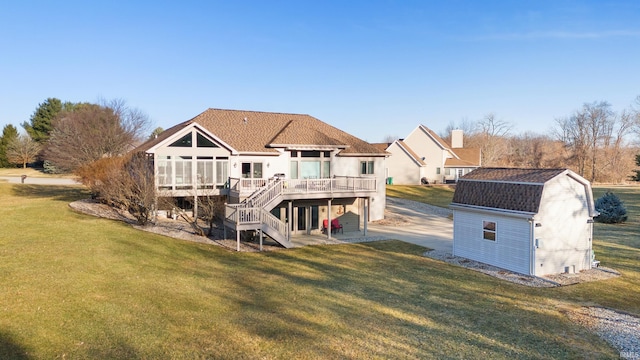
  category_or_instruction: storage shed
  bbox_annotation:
[450,168,597,276]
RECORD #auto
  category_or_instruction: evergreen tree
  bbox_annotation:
[22,98,63,144]
[21,98,80,144]
[594,191,628,224]
[0,124,19,167]
[631,154,640,181]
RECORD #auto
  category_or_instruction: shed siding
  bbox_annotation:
[453,210,531,274]
[533,175,592,275]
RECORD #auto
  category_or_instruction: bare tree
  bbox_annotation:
[555,113,589,176]
[45,100,150,172]
[191,190,226,237]
[476,113,512,166]
[632,95,640,139]
[6,134,41,168]
[382,135,399,144]
[554,101,635,182]
[76,153,157,225]
[439,118,478,143]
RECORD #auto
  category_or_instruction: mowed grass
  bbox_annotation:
[0,168,74,178]
[0,184,637,358]
[386,185,456,208]
[387,184,640,314]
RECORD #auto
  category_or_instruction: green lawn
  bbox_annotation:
[386,184,456,208]
[1,183,638,358]
[0,168,74,178]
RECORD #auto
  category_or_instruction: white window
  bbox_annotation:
[483,221,496,241]
[175,156,192,188]
[216,159,228,187]
[197,157,215,188]
[157,156,172,187]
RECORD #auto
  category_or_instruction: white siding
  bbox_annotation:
[533,174,592,275]
[403,127,446,184]
[385,142,422,185]
[332,156,386,221]
[453,210,532,275]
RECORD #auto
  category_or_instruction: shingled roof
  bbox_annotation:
[451,168,568,213]
[136,109,387,156]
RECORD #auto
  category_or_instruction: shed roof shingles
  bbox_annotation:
[452,168,569,213]
[461,168,566,183]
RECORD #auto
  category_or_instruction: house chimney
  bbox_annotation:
[451,129,463,148]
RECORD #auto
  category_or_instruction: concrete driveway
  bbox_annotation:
[366,197,453,251]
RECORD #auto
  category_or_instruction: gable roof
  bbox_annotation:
[396,140,426,166]
[451,168,568,214]
[418,125,451,150]
[402,124,481,167]
[445,148,481,167]
[136,109,387,156]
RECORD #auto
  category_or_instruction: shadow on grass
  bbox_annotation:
[189,241,616,358]
[0,330,30,360]
[10,184,88,202]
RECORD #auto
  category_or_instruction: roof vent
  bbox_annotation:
[243,117,248,124]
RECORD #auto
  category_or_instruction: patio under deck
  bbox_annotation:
[288,230,387,247]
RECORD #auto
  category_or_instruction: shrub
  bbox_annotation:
[594,191,628,224]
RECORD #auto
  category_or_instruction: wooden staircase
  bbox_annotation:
[224,176,378,250]
[224,179,292,248]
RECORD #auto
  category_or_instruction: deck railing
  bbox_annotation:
[229,176,376,197]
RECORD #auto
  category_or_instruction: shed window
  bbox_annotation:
[483,221,496,241]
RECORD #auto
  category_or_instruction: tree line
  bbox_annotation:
[0,97,222,230]
[0,97,151,172]
[437,97,640,183]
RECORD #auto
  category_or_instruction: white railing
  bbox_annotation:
[225,204,260,225]
[229,178,268,194]
[260,209,288,238]
[230,176,376,196]
[225,204,288,237]
[282,177,376,194]
[246,179,284,208]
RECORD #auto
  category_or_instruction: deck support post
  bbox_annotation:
[327,199,332,240]
[259,229,263,252]
[236,230,240,252]
[364,198,369,236]
[288,201,293,242]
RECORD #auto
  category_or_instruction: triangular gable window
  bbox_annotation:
[169,133,193,147]
[197,132,218,148]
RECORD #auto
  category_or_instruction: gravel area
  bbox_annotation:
[568,307,640,359]
[424,249,621,287]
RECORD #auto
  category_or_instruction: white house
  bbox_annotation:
[135,108,388,249]
[379,126,480,185]
[450,168,597,276]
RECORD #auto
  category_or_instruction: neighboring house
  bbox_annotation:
[379,126,480,185]
[450,168,597,276]
[135,108,388,249]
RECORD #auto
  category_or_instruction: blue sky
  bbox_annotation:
[1,0,639,142]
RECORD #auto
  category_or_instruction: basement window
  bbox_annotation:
[483,221,496,241]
